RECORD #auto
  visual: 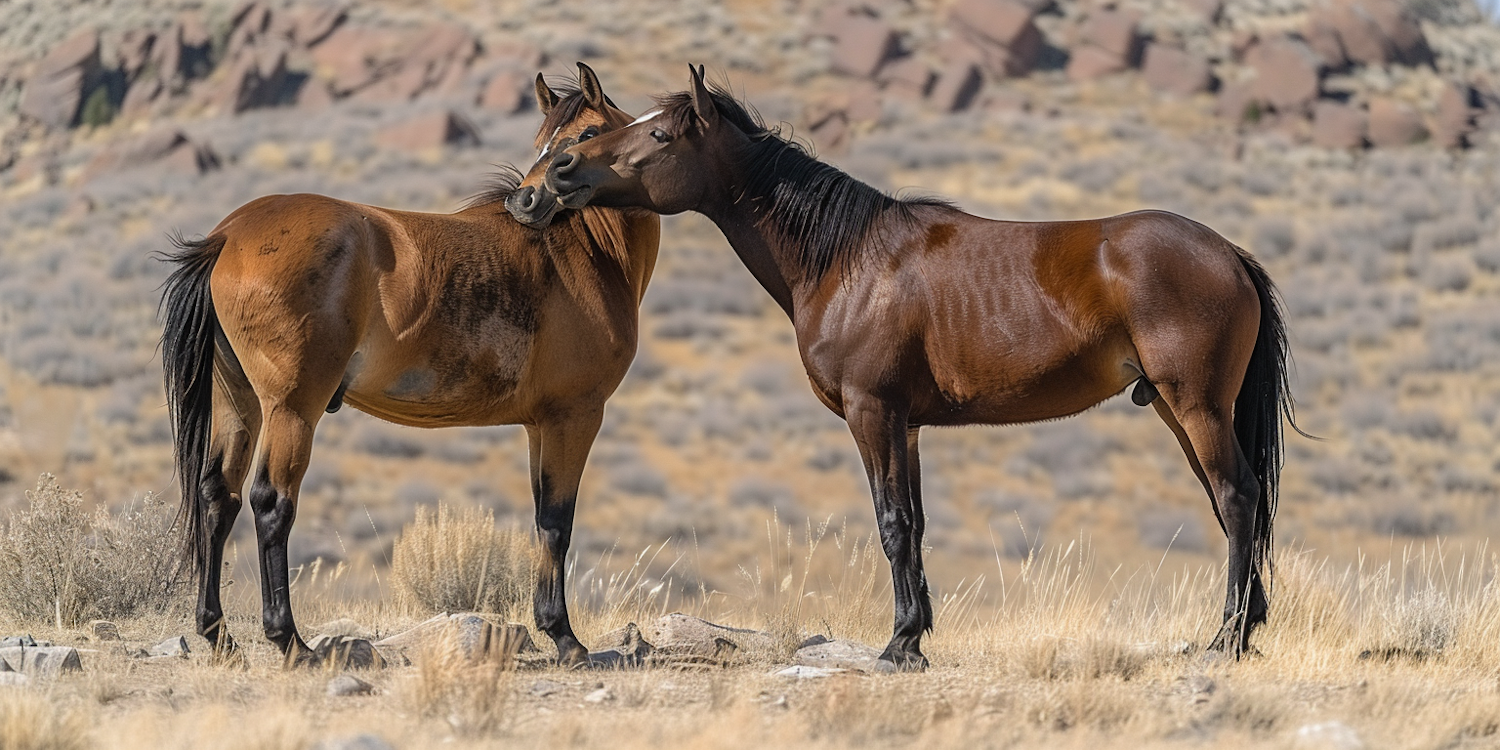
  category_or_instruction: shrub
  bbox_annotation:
[0,475,185,626]
[610,463,670,498]
[78,85,117,128]
[391,503,535,616]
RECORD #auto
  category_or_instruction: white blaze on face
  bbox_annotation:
[629,109,663,126]
[533,125,563,166]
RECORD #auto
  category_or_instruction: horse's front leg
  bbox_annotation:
[846,393,931,671]
[527,409,604,667]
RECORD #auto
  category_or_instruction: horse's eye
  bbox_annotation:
[577,126,600,142]
[650,129,670,143]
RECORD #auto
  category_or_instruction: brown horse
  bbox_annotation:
[512,66,1298,670]
[160,63,659,666]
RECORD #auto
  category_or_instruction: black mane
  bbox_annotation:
[655,83,953,278]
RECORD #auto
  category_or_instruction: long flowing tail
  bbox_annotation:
[1231,247,1299,592]
[158,233,226,583]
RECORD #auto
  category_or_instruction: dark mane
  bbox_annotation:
[462,164,524,210]
[655,83,953,278]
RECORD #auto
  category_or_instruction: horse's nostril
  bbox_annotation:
[554,153,577,174]
[520,187,538,211]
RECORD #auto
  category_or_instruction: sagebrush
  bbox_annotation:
[0,474,185,627]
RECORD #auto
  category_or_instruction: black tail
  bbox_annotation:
[158,233,226,584]
[1231,248,1300,592]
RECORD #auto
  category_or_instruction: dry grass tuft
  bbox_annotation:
[0,474,184,627]
[403,623,518,737]
[390,503,536,618]
[0,689,89,750]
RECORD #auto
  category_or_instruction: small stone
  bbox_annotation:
[90,621,121,642]
[584,622,653,669]
[326,674,375,697]
[774,665,848,679]
[584,686,614,703]
[313,735,395,750]
[148,636,190,658]
[794,639,883,672]
[307,635,386,670]
[529,679,565,697]
[1294,721,1364,750]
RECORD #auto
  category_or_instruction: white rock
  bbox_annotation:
[326,674,375,697]
[0,646,83,677]
[773,665,848,679]
[793,639,882,671]
[1294,721,1364,750]
[584,687,615,703]
[148,636,190,658]
[313,734,394,750]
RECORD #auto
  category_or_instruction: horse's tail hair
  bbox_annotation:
[1231,246,1300,595]
[158,232,226,585]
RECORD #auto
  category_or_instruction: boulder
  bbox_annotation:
[373,613,535,663]
[0,646,83,678]
[1215,79,1256,121]
[1074,9,1143,66]
[1184,0,1224,24]
[375,110,480,151]
[929,60,984,112]
[478,68,531,113]
[1312,100,1367,147]
[829,15,901,78]
[1304,14,1350,69]
[1433,83,1475,148]
[326,674,375,697]
[1309,0,1431,68]
[1142,44,1213,96]
[291,5,349,47]
[794,638,883,671]
[645,614,775,658]
[1367,97,1426,146]
[306,635,386,670]
[1246,35,1321,112]
[947,0,1043,77]
[19,30,102,128]
[82,127,221,179]
[0,636,38,649]
[147,636,190,658]
[116,29,157,81]
[876,55,934,99]
[1066,45,1128,82]
[89,621,120,642]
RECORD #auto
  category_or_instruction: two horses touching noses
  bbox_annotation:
[511,65,1301,671]
[161,57,1298,673]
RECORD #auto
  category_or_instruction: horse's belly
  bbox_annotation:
[345,321,535,426]
[919,337,1137,426]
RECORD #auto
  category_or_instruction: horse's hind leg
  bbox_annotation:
[1155,392,1265,654]
[196,377,261,654]
[247,401,325,665]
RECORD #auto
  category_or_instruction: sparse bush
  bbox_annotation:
[78,85,117,129]
[391,503,535,616]
[353,426,425,459]
[728,477,800,519]
[1135,506,1207,552]
[1252,217,1295,259]
[1423,257,1474,292]
[405,629,517,737]
[0,475,186,626]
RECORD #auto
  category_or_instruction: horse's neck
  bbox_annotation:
[706,203,801,319]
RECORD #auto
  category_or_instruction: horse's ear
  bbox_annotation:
[577,62,605,109]
[535,73,559,115]
[688,63,718,128]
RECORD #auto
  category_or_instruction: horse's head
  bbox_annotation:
[542,64,738,217]
[506,62,636,228]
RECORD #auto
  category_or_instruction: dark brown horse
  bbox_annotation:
[512,66,1298,670]
[160,64,658,666]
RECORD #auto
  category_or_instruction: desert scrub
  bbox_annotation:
[0,689,89,750]
[0,474,185,626]
[391,503,535,617]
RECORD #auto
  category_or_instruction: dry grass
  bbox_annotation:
[0,504,1498,748]
[390,503,535,619]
